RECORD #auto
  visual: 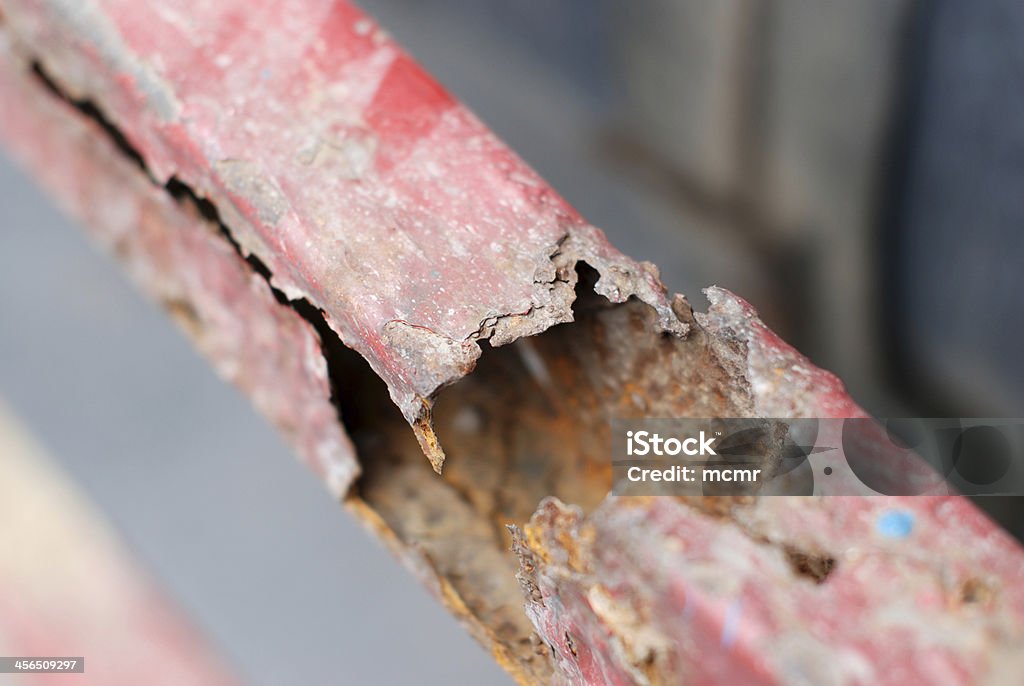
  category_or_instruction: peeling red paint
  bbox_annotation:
[3,3,1024,684]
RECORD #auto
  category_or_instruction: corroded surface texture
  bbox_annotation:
[513,293,1024,684]
[0,31,358,495]
[3,2,1024,685]
[517,494,1024,685]
[0,0,683,461]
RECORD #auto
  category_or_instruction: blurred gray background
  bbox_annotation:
[2,0,1024,683]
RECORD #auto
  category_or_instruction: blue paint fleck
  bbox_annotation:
[876,510,915,538]
[720,600,743,649]
[682,591,695,622]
